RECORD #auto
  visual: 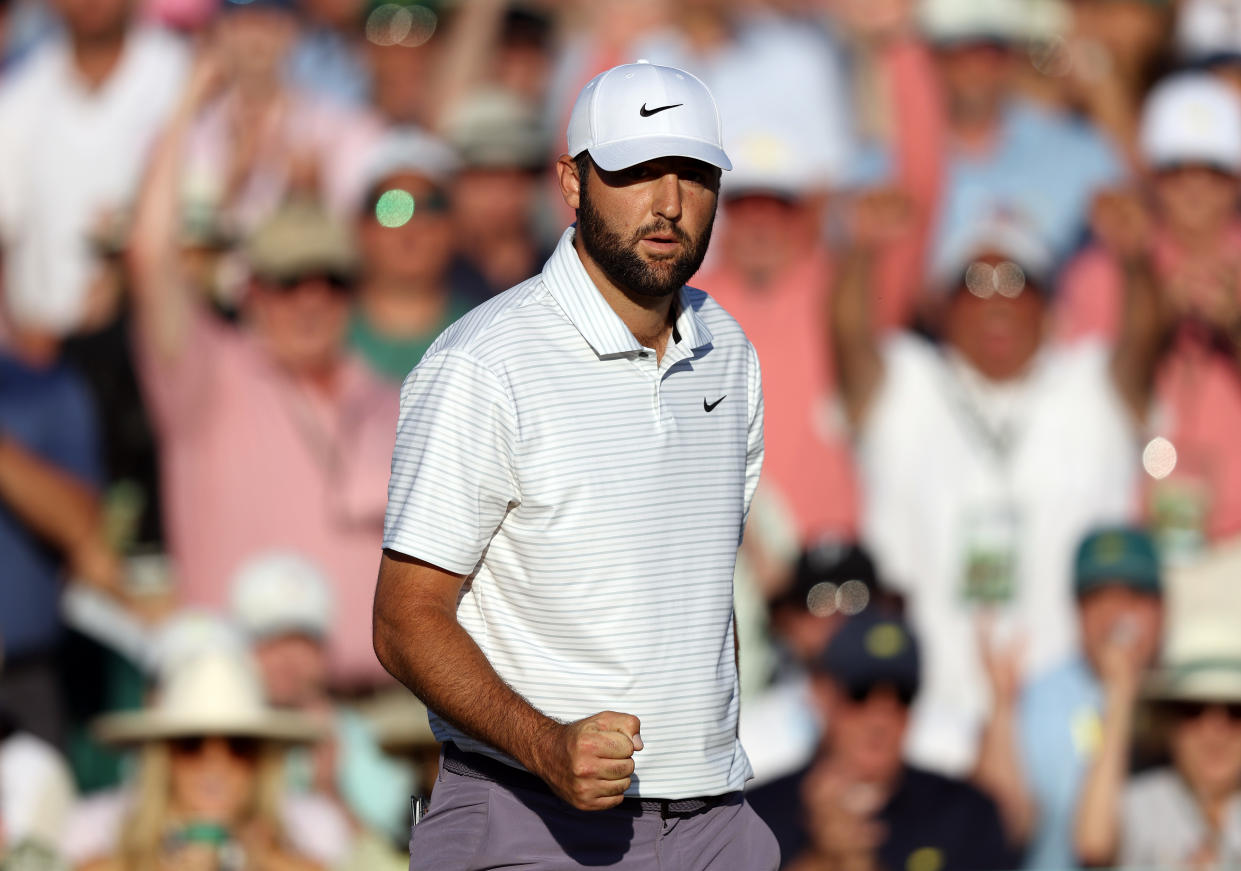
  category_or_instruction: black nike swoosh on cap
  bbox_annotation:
[639,103,684,117]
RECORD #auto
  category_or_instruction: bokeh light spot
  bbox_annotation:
[366,3,437,48]
[806,582,838,618]
[836,579,870,616]
[375,189,415,228]
[1143,436,1177,480]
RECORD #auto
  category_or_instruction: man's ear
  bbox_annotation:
[556,154,581,210]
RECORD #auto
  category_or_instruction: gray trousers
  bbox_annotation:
[409,763,780,870]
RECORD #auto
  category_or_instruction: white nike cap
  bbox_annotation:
[567,60,732,172]
[1139,73,1241,174]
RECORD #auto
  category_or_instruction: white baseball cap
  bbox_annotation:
[1139,73,1241,173]
[567,60,732,172]
[1177,0,1241,64]
[230,551,335,641]
[724,120,827,200]
[932,205,1055,291]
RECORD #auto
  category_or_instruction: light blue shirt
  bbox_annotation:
[934,99,1123,273]
[1019,656,1103,871]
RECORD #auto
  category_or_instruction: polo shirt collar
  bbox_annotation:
[542,227,714,358]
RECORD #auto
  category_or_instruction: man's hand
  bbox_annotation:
[845,188,916,254]
[799,762,885,871]
[1097,616,1145,702]
[1091,189,1154,264]
[531,711,643,811]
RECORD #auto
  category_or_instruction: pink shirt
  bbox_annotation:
[1056,226,1241,540]
[699,251,858,542]
[137,313,398,683]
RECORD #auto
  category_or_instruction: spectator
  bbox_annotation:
[699,122,857,544]
[832,197,1142,774]
[1075,622,1241,868]
[0,695,75,865]
[1016,0,1173,168]
[230,551,413,850]
[740,540,883,787]
[0,325,117,747]
[349,129,476,381]
[1057,73,1241,559]
[77,651,326,871]
[442,89,554,300]
[974,525,1164,868]
[748,612,1016,871]
[128,52,399,684]
[917,0,1124,271]
[0,0,187,335]
[62,614,351,868]
[180,0,381,231]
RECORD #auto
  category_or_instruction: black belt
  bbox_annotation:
[441,742,734,818]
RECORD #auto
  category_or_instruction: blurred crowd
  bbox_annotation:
[3,0,1241,868]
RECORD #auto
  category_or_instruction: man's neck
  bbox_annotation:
[71,31,127,91]
[572,232,677,361]
[359,277,449,338]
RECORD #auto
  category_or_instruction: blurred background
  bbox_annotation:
[2,0,1241,868]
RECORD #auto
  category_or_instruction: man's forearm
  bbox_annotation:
[1110,254,1167,423]
[373,593,560,774]
[830,246,884,428]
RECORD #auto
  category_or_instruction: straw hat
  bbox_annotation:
[1144,620,1241,704]
[95,651,323,745]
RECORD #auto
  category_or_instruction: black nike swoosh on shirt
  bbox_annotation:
[704,396,726,412]
[640,103,684,117]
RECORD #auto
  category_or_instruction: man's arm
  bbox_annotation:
[0,436,120,594]
[973,626,1036,846]
[127,49,223,366]
[1094,191,1168,423]
[372,550,642,811]
[1073,634,1143,866]
[830,190,911,429]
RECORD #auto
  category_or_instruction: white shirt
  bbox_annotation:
[0,732,74,846]
[858,334,1138,774]
[1122,768,1241,868]
[384,227,764,798]
[0,27,188,334]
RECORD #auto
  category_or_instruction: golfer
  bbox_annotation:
[373,61,777,870]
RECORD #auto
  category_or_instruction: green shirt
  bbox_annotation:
[348,297,472,382]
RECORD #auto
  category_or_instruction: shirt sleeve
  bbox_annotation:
[383,350,520,575]
[741,341,764,543]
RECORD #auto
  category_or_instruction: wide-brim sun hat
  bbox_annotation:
[1144,620,1241,705]
[95,650,323,745]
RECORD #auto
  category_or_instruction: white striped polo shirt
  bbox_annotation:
[383,227,763,798]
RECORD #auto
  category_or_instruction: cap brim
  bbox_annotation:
[94,710,324,746]
[588,137,732,172]
[1143,670,1241,705]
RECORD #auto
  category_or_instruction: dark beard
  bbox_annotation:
[576,175,715,299]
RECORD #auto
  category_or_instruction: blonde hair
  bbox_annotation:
[117,739,288,871]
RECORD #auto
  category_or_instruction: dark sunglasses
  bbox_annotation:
[843,681,917,707]
[265,272,355,295]
[1164,700,1241,722]
[169,735,263,760]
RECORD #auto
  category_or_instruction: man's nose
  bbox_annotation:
[652,173,682,222]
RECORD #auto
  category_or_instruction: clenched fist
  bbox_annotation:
[532,711,643,811]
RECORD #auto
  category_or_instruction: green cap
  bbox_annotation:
[1074,526,1162,596]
